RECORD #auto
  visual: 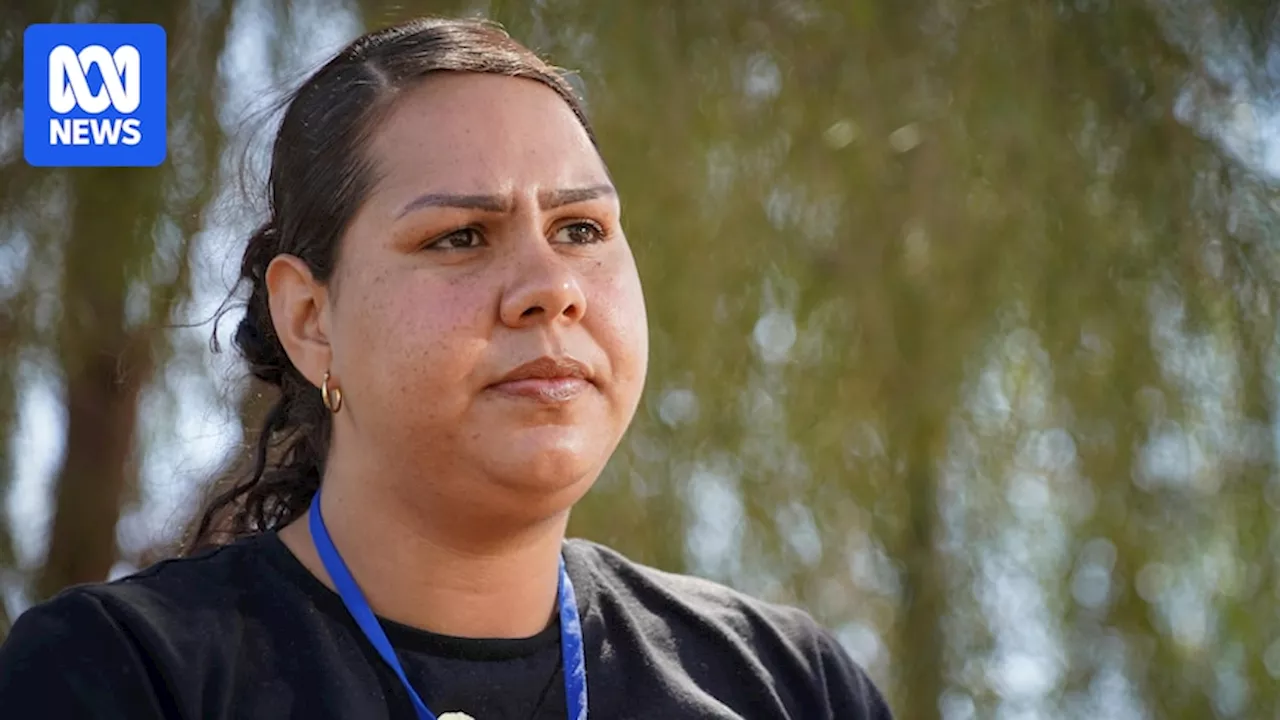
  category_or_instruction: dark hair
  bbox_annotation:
[184,17,596,553]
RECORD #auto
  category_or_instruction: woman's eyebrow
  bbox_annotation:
[397,192,510,217]
[396,184,616,219]
[539,184,616,209]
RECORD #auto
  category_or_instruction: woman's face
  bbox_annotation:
[294,73,648,521]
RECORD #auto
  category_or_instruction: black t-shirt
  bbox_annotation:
[0,533,892,719]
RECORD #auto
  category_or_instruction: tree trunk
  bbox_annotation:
[32,0,233,599]
[896,440,945,720]
[34,337,150,599]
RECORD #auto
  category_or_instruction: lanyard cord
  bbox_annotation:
[307,492,588,720]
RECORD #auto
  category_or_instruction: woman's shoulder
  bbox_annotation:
[5,534,279,655]
[0,535,284,717]
[41,534,270,617]
[565,537,831,645]
[564,539,893,718]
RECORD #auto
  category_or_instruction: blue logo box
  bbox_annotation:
[24,24,167,167]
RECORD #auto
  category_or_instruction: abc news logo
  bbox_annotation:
[24,24,167,168]
[48,44,143,147]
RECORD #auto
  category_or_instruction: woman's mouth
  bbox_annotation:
[489,355,595,403]
[489,377,592,402]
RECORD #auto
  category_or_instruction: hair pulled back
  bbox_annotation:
[184,17,595,553]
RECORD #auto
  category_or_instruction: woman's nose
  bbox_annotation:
[499,247,588,328]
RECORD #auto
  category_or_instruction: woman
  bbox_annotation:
[0,17,892,720]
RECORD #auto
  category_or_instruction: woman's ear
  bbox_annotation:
[265,254,332,387]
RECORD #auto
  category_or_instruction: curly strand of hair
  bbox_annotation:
[183,395,291,553]
[239,380,328,534]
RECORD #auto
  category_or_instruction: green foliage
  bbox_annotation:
[1,0,1277,717]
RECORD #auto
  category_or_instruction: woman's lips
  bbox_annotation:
[489,355,594,403]
[488,377,592,402]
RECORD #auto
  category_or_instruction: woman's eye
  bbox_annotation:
[427,228,483,251]
[555,221,605,245]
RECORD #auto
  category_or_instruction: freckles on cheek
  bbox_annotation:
[338,274,403,362]
[380,281,487,367]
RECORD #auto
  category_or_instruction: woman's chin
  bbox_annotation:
[480,428,603,495]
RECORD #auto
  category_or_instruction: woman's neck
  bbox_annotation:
[277,477,570,640]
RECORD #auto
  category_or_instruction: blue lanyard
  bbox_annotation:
[307,493,589,720]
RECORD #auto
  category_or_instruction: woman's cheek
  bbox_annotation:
[380,282,489,372]
[582,286,645,418]
[599,260,648,350]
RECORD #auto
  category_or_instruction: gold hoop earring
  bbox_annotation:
[321,371,342,413]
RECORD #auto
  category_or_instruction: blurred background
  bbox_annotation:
[3,0,1280,717]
